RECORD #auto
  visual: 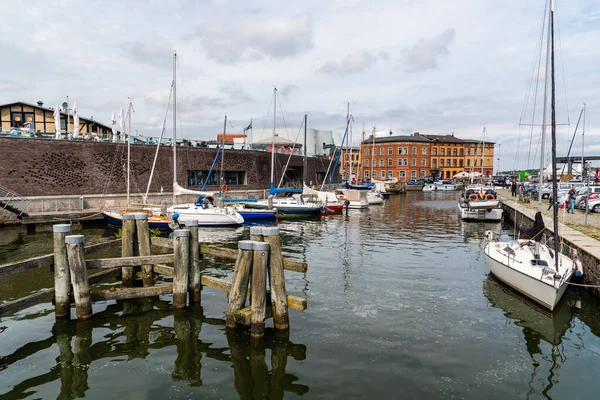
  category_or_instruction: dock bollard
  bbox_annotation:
[53,224,71,318]
[121,214,137,287]
[262,226,289,331]
[173,229,190,309]
[226,240,255,328]
[65,235,92,320]
[133,212,154,287]
[250,225,264,242]
[187,220,202,304]
[251,241,270,339]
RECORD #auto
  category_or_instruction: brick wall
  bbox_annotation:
[0,137,334,196]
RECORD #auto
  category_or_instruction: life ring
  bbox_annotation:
[484,194,495,200]
[468,194,479,201]
[221,184,228,193]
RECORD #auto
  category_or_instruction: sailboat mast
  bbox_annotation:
[539,0,552,212]
[172,51,177,205]
[481,127,485,183]
[221,114,227,195]
[549,0,559,272]
[270,88,277,186]
[303,113,308,186]
[126,101,133,206]
[371,126,376,180]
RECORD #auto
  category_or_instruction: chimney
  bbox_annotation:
[37,101,44,107]
[414,132,419,136]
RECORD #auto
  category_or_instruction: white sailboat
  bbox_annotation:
[484,0,582,311]
[164,52,244,226]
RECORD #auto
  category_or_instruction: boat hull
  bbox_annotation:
[484,242,572,311]
[169,205,244,226]
[101,211,171,230]
[237,210,277,220]
[458,203,503,221]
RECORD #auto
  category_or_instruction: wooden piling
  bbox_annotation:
[53,224,71,318]
[65,235,92,320]
[187,220,202,304]
[133,212,154,287]
[173,229,190,309]
[251,241,270,339]
[267,196,274,211]
[121,214,136,288]
[250,226,264,242]
[262,226,289,331]
[226,240,255,328]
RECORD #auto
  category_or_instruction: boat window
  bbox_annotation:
[530,259,549,267]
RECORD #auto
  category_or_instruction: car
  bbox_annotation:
[406,179,421,185]
[587,198,600,213]
[578,193,600,209]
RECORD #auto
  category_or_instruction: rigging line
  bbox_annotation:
[277,117,306,188]
[557,108,583,179]
[554,0,571,127]
[102,140,126,198]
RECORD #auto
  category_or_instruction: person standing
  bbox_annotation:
[567,184,577,214]
[511,180,517,197]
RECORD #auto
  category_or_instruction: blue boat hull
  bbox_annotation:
[238,210,277,220]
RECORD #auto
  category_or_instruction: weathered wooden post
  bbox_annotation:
[250,226,264,242]
[173,229,190,309]
[134,212,154,287]
[121,213,136,287]
[65,235,92,320]
[187,220,202,304]
[267,196,273,211]
[262,226,289,331]
[251,241,270,339]
[226,240,255,328]
[53,224,71,318]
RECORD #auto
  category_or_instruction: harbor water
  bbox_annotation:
[1,191,600,399]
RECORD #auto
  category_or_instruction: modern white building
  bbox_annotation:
[244,127,339,157]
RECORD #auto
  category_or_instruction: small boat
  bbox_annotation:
[335,188,369,209]
[235,207,277,221]
[423,180,459,191]
[101,209,172,230]
[458,186,503,221]
[367,191,384,205]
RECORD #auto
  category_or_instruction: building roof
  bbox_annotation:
[420,134,465,144]
[0,101,113,131]
[254,135,302,147]
[362,135,432,144]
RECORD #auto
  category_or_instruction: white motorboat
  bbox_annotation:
[458,186,503,221]
[336,188,369,209]
[484,0,582,311]
[423,180,459,191]
[367,191,384,205]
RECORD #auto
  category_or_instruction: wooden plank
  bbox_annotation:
[0,239,121,278]
[235,305,273,326]
[0,269,119,317]
[153,264,174,276]
[151,238,308,273]
[85,254,174,269]
[200,275,307,311]
[90,284,173,301]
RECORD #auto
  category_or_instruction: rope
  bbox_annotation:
[565,281,600,288]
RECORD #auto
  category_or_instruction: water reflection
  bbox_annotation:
[0,300,307,399]
[483,276,575,399]
[460,221,501,244]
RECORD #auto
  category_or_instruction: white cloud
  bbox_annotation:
[317,51,377,76]
[402,29,456,73]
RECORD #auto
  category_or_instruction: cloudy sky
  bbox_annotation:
[1,0,598,171]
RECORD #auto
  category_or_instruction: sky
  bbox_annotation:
[1,0,599,172]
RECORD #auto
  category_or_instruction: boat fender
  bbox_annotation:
[172,213,179,220]
[574,260,583,277]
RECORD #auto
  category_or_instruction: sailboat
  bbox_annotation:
[165,53,244,227]
[458,128,503,221]
[245,88,323,217]
[484,0,582,311]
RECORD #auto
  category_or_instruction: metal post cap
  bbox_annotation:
[122,213,136,220]
[261,226,280,236]
[238,240,255,250]
[132,212,148,220]
[65,235,85,244]
[53,224,71,233]
[172,229,190,237]
[252,241,270,251]
[185,220,199,227]
[249,226,263,235]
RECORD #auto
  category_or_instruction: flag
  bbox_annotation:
[243,121,252,132]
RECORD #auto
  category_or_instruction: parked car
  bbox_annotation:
[406,179,421,185]
[586,198,600,213]
[578,193,600,209]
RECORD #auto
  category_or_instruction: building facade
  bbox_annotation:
[361,132,495,181]
[0,101,114,137]
[340,146,361,181]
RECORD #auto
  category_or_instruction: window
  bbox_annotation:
[60,118,67,130]
[441,148,445,156]
[412,147,417,155]
[388,159,392,166]
[459,160,463,167]
[467,159,471,167]
[364,171,369,178]
[398,147,403,155]
[467,149,471,155]
[388,147,392,155]
[10,112,22,127]
[397,159,402,166]
[399,171,406,178]
[403,147,408,154]
[453,149,457,156]
[372,160,376,167]
[474,149,477,156]
[365,159,369,167]
[421,171,426,177]
[403,159,408,166]
[188,170,245,186]
[381,171,385,179]
[440,159,444,167]
[433,148,437,156]
[433,159,437,168]
[452,159,457,167]
[459,149,464,156]
[388,171,393,179]
[422,147,427,155]
[365,149,369,157]
[421,159,426,167]
[379,159,384,167]
[411,171,417,178]
[412,159,416,166]
[380,148,384,156]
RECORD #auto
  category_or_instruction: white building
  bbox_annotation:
[245,128,339,156]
